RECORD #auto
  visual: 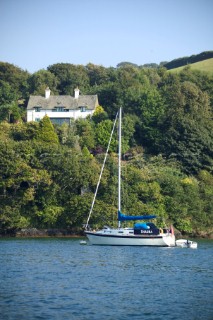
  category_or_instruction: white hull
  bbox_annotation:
[176,239,198,248]
[85,229,175,247]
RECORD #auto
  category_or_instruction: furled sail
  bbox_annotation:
[118,210,156,221]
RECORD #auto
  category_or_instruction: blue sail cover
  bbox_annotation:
[118,210,156,221]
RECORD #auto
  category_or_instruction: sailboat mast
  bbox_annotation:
[85,111,118,230]
[118,107,122,228]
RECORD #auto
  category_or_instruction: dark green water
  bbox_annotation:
[0,238,212,320]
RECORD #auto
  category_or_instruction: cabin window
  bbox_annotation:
[118,231,124,233]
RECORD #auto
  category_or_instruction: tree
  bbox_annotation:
[28,70,59,95]
[122,114,137,153]
[93,82,120,117]
[158,79,213,173]
[91,105,108,123]
[75,118,95,150]
[134,87,164,151]
[0,102,22,123]
[86,63,113,86]
[0,80,18,105]
[197,170,213,230]
[0,139,53,230]
[37,116,59,143]
[47,63,90,95]
[0,62,29,101]
[117,62,139,68]
[95,119,117,151]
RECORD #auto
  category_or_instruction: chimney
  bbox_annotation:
[45,87,51,99]
[74,87,79,99]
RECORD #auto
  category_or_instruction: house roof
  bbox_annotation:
[27,94,98,110]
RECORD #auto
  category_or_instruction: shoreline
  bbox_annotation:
[0,227,212,239]
[0,228,84,238]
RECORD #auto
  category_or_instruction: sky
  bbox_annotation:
[0,0,213,73]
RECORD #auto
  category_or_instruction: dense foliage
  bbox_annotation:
[0,59,213,236]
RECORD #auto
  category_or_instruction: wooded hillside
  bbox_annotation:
[0,58,212,237]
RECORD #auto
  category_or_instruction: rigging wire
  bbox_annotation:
[85,111,119,229]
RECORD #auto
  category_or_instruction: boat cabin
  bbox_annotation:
[134,222,160,235]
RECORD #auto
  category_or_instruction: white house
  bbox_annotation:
[27,88,99,125]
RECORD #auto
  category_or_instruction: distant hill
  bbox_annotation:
[168,58,213,74]
[163,51,213,70]
[118,51,213,72]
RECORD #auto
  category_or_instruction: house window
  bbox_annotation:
[34,107,41,112]
[80,106,87,112]
[35,118,40,122]
[50,118,70,125]
[53,107,65,112]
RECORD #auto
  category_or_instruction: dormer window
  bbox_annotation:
[80,106,87,112]
[53,106,65,112]
[34,106,41,112]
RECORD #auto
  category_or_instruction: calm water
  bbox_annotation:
[0,238,212,320]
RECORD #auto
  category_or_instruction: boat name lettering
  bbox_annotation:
[140,230,153,234]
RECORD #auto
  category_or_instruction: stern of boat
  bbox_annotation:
[163,234,176,247]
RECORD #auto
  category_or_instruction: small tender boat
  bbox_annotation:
[176,239,197,248]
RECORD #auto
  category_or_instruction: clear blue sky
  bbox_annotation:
[0,0,212,73]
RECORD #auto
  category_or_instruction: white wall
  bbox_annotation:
[27,109,94,122]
